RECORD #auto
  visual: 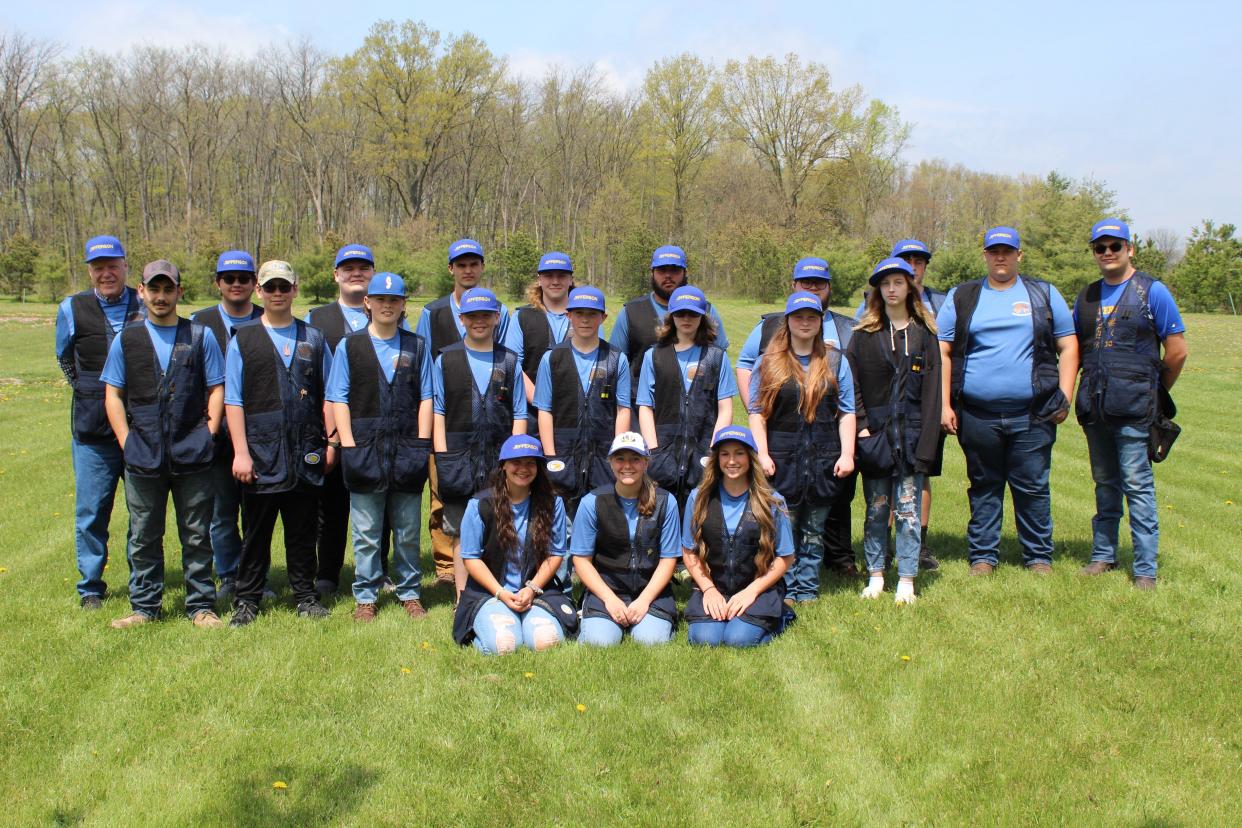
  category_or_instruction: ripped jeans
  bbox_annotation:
[862,473,924,579]
[471,598,565,655]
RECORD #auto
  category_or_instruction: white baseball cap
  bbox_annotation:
[607,432,649,458]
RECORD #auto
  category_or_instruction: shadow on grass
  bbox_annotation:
[195,762,378,827]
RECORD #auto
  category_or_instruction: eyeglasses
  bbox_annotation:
[260,281,293,294]
[794,278,829,289]
[218,274,254,285]
[670,310,701,319]
[1092,241,1124,255]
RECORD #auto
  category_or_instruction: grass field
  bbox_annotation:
[1,294,1239,826]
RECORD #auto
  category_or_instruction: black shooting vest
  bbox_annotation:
[434,343,518,502]
[118,320,214,477]
[515,305,557,381]
[948,276,1065,421]
[758,309,854,353]
[307,302,351,351]
[646,343,725,504]
[68,289,144,443]
[760,350,844,507]
[622,294,719,383]
[337,329,431,494]
[1074,272,1163,427]
[193,303,261,459]
[422,295,468,359]
[234,321,328,493]
[852,323,933,478]
[580,485,676,623]
[546,340,619,507]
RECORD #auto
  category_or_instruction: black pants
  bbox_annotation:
[236,488,319,606]
[315,465,390,585]
[822,471,858,569]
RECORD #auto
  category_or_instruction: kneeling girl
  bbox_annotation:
[682,426,795,647]
[452,436,577,654]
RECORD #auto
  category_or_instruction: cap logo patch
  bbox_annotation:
[512,442,538,452]
[802,264,826,271]
[89,243,115,252]
[901,244,920,251]
[223,258,247,266]
[544,258,566,265]
[1099,225,1121,232]
[547,460,566,472]
[991,232,1013,239]
[657,253,680,259]
[385,275,392,289]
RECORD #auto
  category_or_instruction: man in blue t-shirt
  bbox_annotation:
[1073,219,1188,590]
[937,226,1079,575]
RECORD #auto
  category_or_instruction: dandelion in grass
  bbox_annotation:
[400,667,411,675]
[901,655,911,662]
[272,781,288,790]
[523,672,534,679]
[576,704,586,713]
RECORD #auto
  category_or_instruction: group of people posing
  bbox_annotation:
[56,219,1187,652]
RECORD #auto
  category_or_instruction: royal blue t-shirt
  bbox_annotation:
[532,344,633,412]
[431,348,528,420]
[745,352,855,415]
[326,333,434,403]
[1071,276,1186,338]
[568,490,682,559]
[635,345,738,407]
[459,495,567,592]
[101,320,224,389]
[680,484,794,557]
[937,279,1075,409]
[224,323,333,406]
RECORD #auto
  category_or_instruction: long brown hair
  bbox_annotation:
[690,445,782,576]
[654,311,718,347]
[855,273,938,334]
[756,321,839,421]
[489,461,557,567]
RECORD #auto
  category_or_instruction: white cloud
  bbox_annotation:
[58,2,294,56]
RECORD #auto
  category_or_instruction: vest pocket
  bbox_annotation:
[247,423,288,484]
[810,447,843,503]
[433,448,476,501]
[647,444,680,490]
[72,386,113,441]
[769,447,802,504]
[391,436,432,493]
[170,422,214,469]
[545,453,578,497]
[122,407,164,475]
[1102,367,1156,421]
[340,440,383,493]
[857,431,895,478]
[1074,372,1097,422]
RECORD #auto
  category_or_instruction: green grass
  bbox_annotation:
[1,297,1240,825]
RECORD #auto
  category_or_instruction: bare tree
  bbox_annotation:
[0,32,63,235]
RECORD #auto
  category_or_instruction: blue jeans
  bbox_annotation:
[863,473,924,578]
[350,489,422,603]
[209,451,243,581]
[783,501,830,601]
[579,613,673,646]
[72,439,126,599]
[957,406,1056,567]
[471,598,565,655]
[1083,422,1159,578]
[123,467,217,618]
[688,619,771,648]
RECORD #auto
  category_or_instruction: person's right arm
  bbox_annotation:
[55,299,77,386]
[104,385,128,448]
[939,341,956,434]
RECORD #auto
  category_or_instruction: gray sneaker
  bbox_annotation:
[296,598,330,619]
[229,602,259,627]
[80,595,103,611]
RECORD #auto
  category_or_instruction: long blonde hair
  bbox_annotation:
[690,444,782,577]
[855,274,938,334]
[524,277,576,311]
[756,321,839,422]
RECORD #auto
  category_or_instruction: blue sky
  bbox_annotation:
[6,0,1238,241]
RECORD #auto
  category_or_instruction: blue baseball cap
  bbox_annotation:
[712,425,758,453]
[784,291,825,316]
[650,245,687,269]
[216,250,255,274]
[84,235,125,262]
[891,239,932,259]
[792,257,831,282]
[499,435,545,462]
[448,238,485,263]
[983,226,1021,249]
[367,272,406,297]
[537,251,573,273]
[1091,218,1131,242]
[668,285,708,315]
[459,287,501,314]
[334,244,374,267]
[869,257,915,287]
[566,286,606,312]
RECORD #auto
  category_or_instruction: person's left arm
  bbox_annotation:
[714,352,738,436]
[1049,286,1079,423]
[626,498,682,623]
[1161,334,1187,389]
[201,329,226,437]
[726,501,794,618]
[1149,282,1188,389]
[835,356,856,477]
[615,353,632,434]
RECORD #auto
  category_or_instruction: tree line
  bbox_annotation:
[0,22,1237,311]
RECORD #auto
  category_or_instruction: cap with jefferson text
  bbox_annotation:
[1090,218,1131,243]
[216,250,255,274]
[891,239,931,259]
[335,244,374,268]
[538,251,573,273]
[449,238,485,263]
[85,235,125,263]
[983,226,1021,250]
[650,245,687,269]
[792,257,831,282]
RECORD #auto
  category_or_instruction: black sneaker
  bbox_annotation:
[296,598,330,619]
[80,595,103,611]
[919,548,941,572]
[229,602,259,627]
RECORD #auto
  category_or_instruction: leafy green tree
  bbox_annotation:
[930,243,987,289]
[1169,221,1242,312]
[816,242,869,309]
[613,225,661,300]
[1019,172,1118,297]
[1131,237,1169,277]
[733,226,798,304]
[492,230,540,301]
[0,234,39,301]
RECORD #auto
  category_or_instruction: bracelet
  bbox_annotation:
[328,440,342,449]
[495,587,504,599]
[524,580,544,596]
[702,585,719,595]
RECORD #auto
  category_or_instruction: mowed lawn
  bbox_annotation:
[0,295,1239,826]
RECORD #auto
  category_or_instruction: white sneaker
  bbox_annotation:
[861,575,884,599]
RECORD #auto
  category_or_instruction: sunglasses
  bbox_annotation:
[218,273,254,285]
[260,281,293,294]
[1092,241,1125,255]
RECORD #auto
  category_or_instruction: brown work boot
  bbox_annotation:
[1081,561,1116,576]
[191,610,224,629]
[352,602,377,623]
[1027,562,1053,575]
[969,562,996,576]
[110,612,154,629]
[1133,576,1157,591]
[402,599,428,619]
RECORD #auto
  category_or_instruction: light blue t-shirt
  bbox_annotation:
[745,352,855,415]
[431,348,528,419]
[460,495,568,592]
[224,323,333,406]
[55,287,143,358]
[101,321,225,389]
[569,490,682,559]
[193,303,261,339]
[325,333,434,403]
[735,316,843,371]
[532,344,633,412]
[937,279,1075,409]
[609,293,730,354]
[414,292,511,346]
[1071,276,1186,338]
[505,308,571,375]
[680,484,795,557]
[635,345,738,408]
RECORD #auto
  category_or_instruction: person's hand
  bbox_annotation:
[758,452,776,477]
[324,445,338,473]
[604,595,629,625]
[725,585,758,619]
[941,406,958,435]
[858,428,871,439]
[499,589,525,612]
[232,452,255,484]
[1051,406,1069,425]
[626,597,650,625]
[834,454,854,478]
[512,586,535,611]
[702,585,728,621]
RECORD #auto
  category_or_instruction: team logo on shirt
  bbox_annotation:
[699,455,709,468]
[547,460,566,472]
[1011,302,1032,317]
[304,452,321,465]
[296,341,313,359]
[686,362,699,380]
